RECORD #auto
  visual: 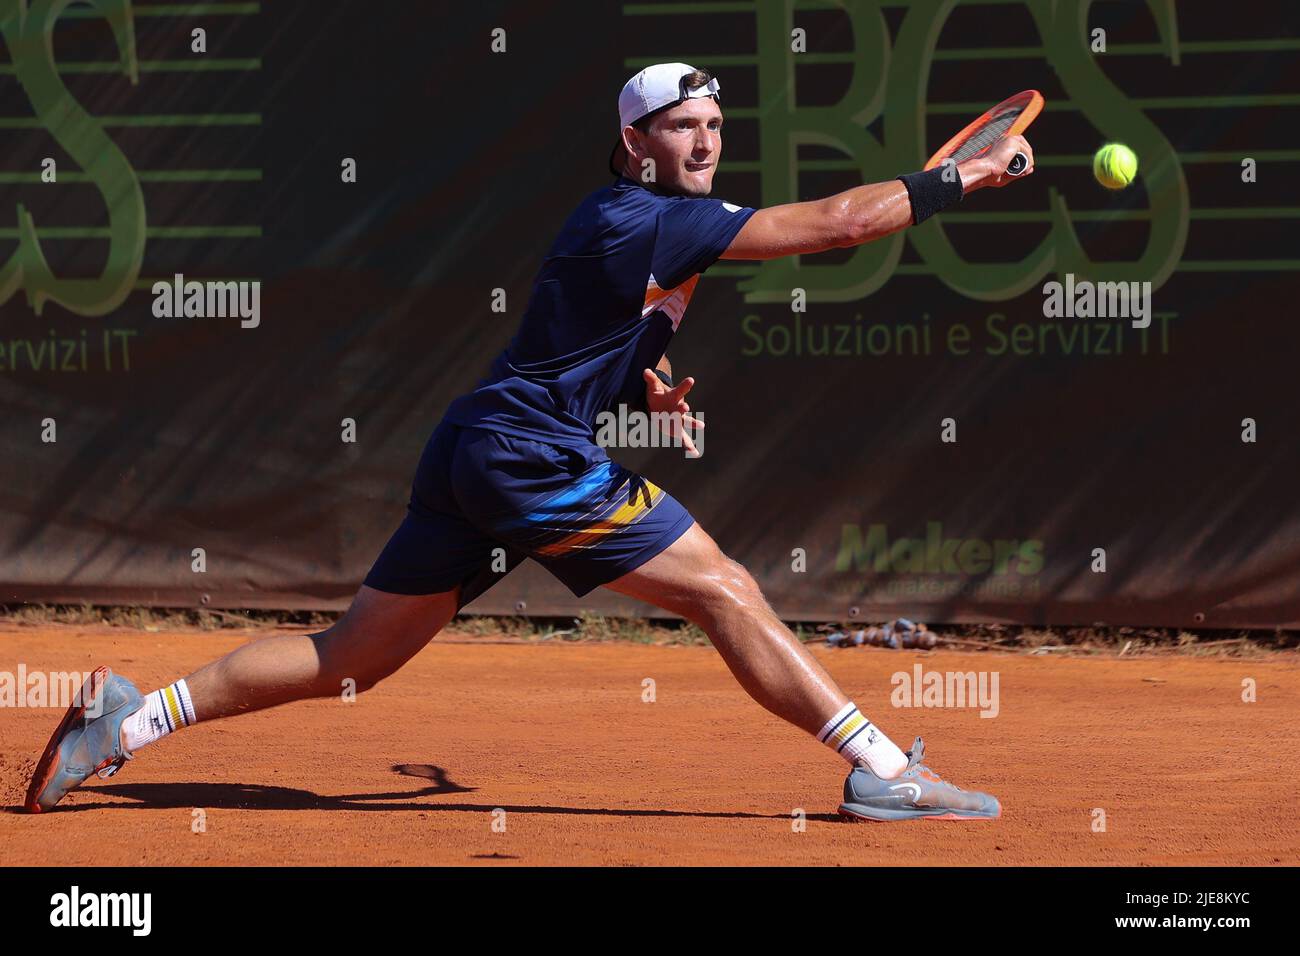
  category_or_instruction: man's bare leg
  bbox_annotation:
[156,585,457,721]
[604,522,847,736]
[27,585,461,812]
[604,521,1002,820]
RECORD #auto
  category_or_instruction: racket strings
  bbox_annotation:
[948,111,1020,162]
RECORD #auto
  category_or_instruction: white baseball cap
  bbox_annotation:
[611,63,721,175]
[618,62,721,129]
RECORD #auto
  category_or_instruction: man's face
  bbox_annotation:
[623,97,723,197]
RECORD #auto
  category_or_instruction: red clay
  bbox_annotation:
[1,623,1296,865]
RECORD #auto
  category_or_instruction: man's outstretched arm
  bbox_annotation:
[722,134,1033,261]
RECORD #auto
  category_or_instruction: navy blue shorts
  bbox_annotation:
[363,420,695,605]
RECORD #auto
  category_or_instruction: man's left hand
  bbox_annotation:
[642,368,704,457]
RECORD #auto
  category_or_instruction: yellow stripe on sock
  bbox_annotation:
[163,685,185,728]
[828,712,866,748]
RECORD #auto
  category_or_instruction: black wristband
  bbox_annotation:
[896,166,964,225]
[652,368,674,389]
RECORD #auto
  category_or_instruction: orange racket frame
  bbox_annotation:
[924,89,1044,177]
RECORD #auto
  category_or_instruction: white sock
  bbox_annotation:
[817,703,908,779]
[122,679,198,753]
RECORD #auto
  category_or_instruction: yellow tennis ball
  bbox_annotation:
[1093,143,1137,189]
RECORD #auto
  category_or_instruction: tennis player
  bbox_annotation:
[27,63,1033,821]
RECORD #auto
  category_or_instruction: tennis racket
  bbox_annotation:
[924,89,1044,177]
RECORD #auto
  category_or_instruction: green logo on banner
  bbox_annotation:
[0,0,145,316]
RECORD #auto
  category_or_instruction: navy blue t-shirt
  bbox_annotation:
[443,177,756,447]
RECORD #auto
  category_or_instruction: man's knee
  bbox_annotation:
[311,621,427,695]
[312,586,457,694]
[693,553,769,624]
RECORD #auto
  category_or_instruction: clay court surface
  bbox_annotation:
[0,623,1296,866]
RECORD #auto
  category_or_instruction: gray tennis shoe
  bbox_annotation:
[839,736,1001,821]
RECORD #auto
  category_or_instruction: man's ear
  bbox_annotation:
[621,125,643,162]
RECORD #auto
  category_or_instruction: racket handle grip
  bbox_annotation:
[1006,152,1029,176]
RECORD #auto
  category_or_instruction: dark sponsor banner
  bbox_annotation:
[2,1,1297,626]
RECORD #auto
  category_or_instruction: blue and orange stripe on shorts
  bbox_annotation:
[497,460,669,558]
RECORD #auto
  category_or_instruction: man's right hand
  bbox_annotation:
[961,134,1035,192]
